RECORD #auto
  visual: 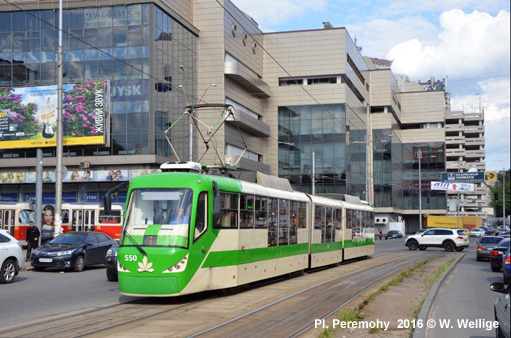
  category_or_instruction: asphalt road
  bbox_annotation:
[0,264,137,324]
[0,238,408,327]
[426,238,504,338]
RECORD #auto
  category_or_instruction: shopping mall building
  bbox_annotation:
[0,0,488,231]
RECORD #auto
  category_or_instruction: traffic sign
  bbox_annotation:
[441,172,484,183]
[431,181,475,191]
[485,171,498,183]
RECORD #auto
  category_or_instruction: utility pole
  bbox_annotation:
[55,0,64,219]
[504,169,507,225]
[312,152,315,195]
[418,148,422,230]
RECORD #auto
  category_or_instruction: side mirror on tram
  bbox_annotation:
[103,195,112,215]
[212,180,219,197]
[212,181,222,216]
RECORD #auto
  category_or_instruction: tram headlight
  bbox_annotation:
[162,254,189,273]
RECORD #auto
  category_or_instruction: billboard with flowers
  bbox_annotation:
[0,81,109,149]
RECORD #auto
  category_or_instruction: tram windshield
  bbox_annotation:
[124,189,193,248]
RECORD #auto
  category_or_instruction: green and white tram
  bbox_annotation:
[114,163,374,297]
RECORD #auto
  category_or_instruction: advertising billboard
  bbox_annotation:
[431,181,475,192]
[0,81,109,149]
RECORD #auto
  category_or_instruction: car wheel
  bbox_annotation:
[443,241,455,252]
[419,246,427,251]
[74,256,85,272]
[491,265,501,272]
[455,247,464,252]
[0,259,17,284]
[106,270,118,282]
[408,240,419,251]
[34,267,46,271]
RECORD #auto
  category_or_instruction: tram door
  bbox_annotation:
[0,209,14,235]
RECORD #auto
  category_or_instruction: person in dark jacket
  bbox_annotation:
[26,221,40,262]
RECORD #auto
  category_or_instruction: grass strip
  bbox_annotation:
[408,257,456,336]
[317,259,431,338]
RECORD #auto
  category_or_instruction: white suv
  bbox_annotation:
[0,230,24,284]
[405,228,469,252]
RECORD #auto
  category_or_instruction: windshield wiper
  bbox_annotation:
[121,229,147,256]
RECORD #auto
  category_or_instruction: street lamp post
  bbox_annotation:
[418,149,422,230]
[55,0,64,219]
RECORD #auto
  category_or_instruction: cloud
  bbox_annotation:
[231,0,327,29]
[346,16,439,59]
[387,9,510,79]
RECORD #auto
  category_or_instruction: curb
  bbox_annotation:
[413,252,465,338]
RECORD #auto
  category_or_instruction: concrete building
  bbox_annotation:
[0,0,488,231]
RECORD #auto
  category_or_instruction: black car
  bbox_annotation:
[105,243,118,282]
[31,232,115,272]
[386,230,403,239]
[490,238,510,272]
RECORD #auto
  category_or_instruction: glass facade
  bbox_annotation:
[401,142,446,210]
[373,129,394,207]
[278,104,366,196]
[0,4,196,158]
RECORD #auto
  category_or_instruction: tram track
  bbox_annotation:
[188,252,442,338]
[0,251,443,338]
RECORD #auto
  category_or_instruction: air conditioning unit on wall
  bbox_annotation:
[375,217,382,224]
[381,217,388,224]
[79,161,90,169]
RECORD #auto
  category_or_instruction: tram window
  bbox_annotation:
[314,205,323,230]
[0,211,3,229]
[325,207,333,243]
[62,210,70,224]
[345,210,352,229]
[91,211,95,224]
[10,210,14,226]
[289,201,298,244]
[194,192,207,241]
[85,211,90,226]
[239,194,254,229]
[279,199,289,245]
[255,196,268,228]
[18,210,35,224]
[78,211,83,231]
[99,210,121,224]
[268,198,278,247]
[213,192,237,229]
[298,202,307,229]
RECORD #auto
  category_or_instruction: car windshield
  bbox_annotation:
[50,233,87,245]
[480,237,503,245]
[124,188,193,249]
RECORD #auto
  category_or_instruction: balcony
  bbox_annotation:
[445,111,464,120]
[224,155,270,173]
[446,136,465,145]
[464,125,484,134]
[445,124,464,132]
[464,138,484,146]
[446,149,465,157]
[466,162,485,171]
[224,62,271,98]
[446,161,467,171]
[465,149,485,159]
[464,113,484,122]
[226,109,270,137]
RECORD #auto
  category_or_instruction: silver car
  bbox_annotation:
[470,228,485,237]
[0,230,24,284]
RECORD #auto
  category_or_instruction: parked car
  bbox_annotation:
[470,228,485,237]
[31,232,115,272]
[476,236,504,261]
[503,247,511,285]
[481,227,496,236]
[405,228,469,252]
[490,238,510,272]
[489,282,510,338]
[386,230,403,239]
[496,228,511,236]
[0,230,23,284]
[105,243,118,282]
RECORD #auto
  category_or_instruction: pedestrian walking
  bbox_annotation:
[26,221,40,262]
[378,229,383,240]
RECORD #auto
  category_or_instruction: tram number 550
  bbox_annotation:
[125,255,138,262]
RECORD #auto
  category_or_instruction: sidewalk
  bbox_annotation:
[21,248,34,271]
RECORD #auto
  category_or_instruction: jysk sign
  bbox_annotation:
[441,172,484,183]
[0,81,109,149]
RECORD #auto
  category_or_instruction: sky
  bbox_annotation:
[231,0,511,172]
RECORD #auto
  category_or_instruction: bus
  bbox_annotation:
[112,162,374,297]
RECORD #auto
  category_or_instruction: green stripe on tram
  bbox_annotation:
[343,238,375,248]
[202,243,308,268]
[310,241,342,253]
